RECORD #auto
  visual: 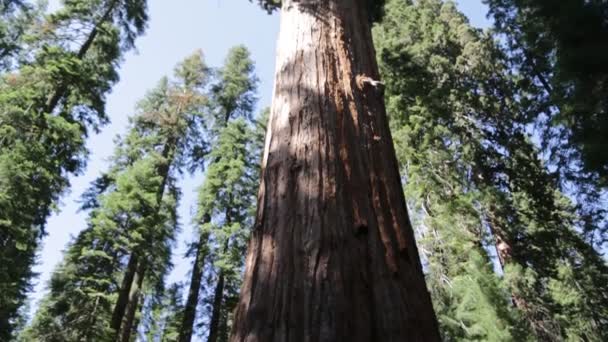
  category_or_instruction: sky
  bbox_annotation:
[31,0,492,330]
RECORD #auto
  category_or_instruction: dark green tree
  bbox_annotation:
[178,45,259,342]
[0,0,148,336]
[375,0,608,340]
[484,0,608,186]
[22,51,209,342]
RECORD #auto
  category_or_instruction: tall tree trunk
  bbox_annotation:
[230,1,439,341]
[111,253,139,333]
[118,261,146,342]
[179,107,235,342]
[207,271,226,342]
[178,215,210,342]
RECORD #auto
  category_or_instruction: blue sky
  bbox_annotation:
[31,0,491,325]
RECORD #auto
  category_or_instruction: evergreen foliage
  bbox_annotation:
[0,0,149,337]
[178,45,262,342]
[485,0,608,186]
[23,51,209,342]
[374,0,608,340]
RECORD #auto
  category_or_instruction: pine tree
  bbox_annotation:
[23,51,209,342]
[0,0,40,70]
[374,1,525,339]
[0,0,148,336]
[178,45,259,342]
[374,1,608,340]
[485,0,608,186]
[231,1,440,340]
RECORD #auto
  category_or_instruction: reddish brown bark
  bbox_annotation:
[230,1,439,341]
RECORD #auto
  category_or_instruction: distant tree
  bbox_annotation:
[141,283,185,342]
[178,45,259,342]
[0,0,148,337]
[22,51,209,342]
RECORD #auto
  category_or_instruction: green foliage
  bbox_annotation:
[374,0,608,340]
[23,51,209,341]
[141,283,185,342]
[485,0,608,186]
[0,0,149,337]
[182,45,263,341]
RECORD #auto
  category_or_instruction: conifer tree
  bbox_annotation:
[485,0,608,250]
[23,51,209,342]
[485,0,608,186]
[0,0,148,335]
[141,283,185,342]
[374,1,608,340]
[0,0,40,70]
[179,45,259,342]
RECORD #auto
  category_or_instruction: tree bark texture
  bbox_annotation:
[230,1,440,341]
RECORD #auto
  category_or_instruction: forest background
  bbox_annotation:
[30,0,489,319]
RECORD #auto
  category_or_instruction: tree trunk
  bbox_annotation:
[178,215,210,342]
[230,1,439,341]
[118,261,146,342]
[111,253,139,333]
[208,271,226,342]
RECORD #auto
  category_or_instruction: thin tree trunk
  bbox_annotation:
[112,137,177,338]
[178,215,210,342]
[230,1,439,341]
[111,253,139,333]
[118,261,146,342]
[179,101,236,342]
[207,271,226,342]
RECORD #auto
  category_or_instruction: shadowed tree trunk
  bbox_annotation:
[230,1,440,341]
[118,261,146,342]
[111,253,139,333]
[208,271,226,342]
[178,220,209,342]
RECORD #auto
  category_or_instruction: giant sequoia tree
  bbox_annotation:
[231,0,440,341]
